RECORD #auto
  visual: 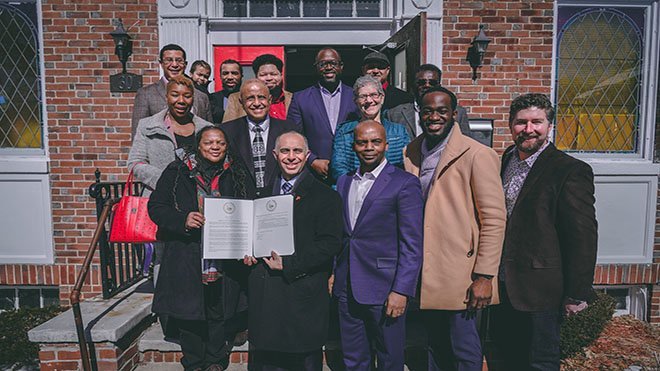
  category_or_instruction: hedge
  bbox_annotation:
[560,291,616,358]
[0,306,63,368]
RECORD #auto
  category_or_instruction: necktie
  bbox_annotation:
[252,124,266,188]
[281,181,293,194]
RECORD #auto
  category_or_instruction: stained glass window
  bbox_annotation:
[0,1,43,150]
[555,7,644,153]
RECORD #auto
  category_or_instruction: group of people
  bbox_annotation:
[127,43,599,371]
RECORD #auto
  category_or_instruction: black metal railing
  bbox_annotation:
[88,169,150,298]
[71,169,152,371]
[71,197,118,371]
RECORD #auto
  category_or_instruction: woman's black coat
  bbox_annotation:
[148,160,247,321]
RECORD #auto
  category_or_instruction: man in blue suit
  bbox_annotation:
[333,120,424,370]
[288,47,360,184]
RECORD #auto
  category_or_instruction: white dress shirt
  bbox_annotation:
[414,101,424,136]
[247,116,271,147]
[279,174,300,194]
[347,159,388,229]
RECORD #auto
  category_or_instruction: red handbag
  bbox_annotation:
[108,169,158,243]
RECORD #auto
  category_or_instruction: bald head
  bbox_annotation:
[353,120,388,173]
[273,131,310,180]
[240,78,269,96]
[239,78,271,123]
[355,120,386,139]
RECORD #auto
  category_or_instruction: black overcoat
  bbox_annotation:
[148,160,248,321]
[247,171,343,353]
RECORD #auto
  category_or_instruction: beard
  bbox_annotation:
[222,82,240,94]
[515,133,546,154]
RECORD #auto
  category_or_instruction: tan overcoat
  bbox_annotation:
[222,90,293,123]
[403,125,506,310]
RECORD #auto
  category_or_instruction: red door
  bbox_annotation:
[213,46,285,92]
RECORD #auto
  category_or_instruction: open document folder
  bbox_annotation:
[202,195,295,259]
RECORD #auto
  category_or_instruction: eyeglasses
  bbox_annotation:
[315,60,342,69]
[356,92,383,101]
[416,78,440,86]
[364,62,389,70]
[161,58,186,65]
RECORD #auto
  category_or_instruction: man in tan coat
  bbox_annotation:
[403,86,506,371]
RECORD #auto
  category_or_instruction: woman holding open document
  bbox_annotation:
[148,126,249,371]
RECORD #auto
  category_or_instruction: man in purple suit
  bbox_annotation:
[288,47,360,184]
[333,120,424,370]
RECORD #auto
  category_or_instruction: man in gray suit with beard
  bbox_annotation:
[131,44,212,136]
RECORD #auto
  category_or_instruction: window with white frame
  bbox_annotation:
[554,5,652,155]
[222,0,382,18]
[595,285,648,320]
[0,0,44,152]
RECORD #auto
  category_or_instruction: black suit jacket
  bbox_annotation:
[221,117,299,197]
[383,84,414,110]
[247,171,343,352]
[501,143,598,311]
[208,90,228,124]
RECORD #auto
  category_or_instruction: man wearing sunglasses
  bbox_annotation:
[131,44,212,137]
[386,64,474,141]
[288,47,361,184]
[361,51,414,110]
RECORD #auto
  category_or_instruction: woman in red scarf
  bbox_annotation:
[148,126,249,371]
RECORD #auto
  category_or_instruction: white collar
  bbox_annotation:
[354,158,388,181]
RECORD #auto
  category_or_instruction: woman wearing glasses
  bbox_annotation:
[330,75,411,180]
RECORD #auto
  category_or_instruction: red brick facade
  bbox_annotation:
[0,0,658,322]
[442,0,660,323]
[0,0,160,304]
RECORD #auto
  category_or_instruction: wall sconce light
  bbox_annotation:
[466,25,491,82]
[110,19,132,74]
[109,19,142,92]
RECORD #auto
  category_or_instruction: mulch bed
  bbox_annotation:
[561,315,660,370]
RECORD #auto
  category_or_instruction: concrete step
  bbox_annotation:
[138,321,249,353]
[136,320,422,370]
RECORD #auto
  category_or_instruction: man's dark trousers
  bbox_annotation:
[490,284,561,371]
[426,310,483,371]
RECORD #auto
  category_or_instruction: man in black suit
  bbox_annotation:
[208,59,243,124]
[361,51,414,110]
[222,79,299,198]
[490,93,598,370]
[243,131,343,371]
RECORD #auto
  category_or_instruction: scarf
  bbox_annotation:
[186,154,232,284]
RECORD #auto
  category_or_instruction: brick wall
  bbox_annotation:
[441,0,554,154]
[0,0,160,305]
[443,1,660,323]
[1,0,658,323]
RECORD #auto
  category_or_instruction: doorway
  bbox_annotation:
[284,45,366,92]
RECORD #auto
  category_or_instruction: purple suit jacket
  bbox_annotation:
[287,82,360,166]
[333,162,424,305]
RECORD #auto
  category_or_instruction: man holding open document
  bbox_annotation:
[243,131,343,371]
